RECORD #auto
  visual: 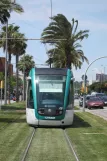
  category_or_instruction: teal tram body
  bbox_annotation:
[26,68,74,127]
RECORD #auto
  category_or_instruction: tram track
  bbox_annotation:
[21,128,36,161]
[20,127,80,161]
[63,129,80,161]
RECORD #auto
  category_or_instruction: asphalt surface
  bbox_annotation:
[74,99,107,121]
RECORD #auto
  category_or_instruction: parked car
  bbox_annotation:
[74,95,79,99]
[86,97,104,109]
[91,93,105,97]
[100,96,107,106]
[79,95,94,107]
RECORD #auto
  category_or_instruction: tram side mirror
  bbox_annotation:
[71,77,75,81]
[27,76,31,81]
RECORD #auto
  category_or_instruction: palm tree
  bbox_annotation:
[0,0,24,103]
[0,25,27,102]
[0,0,24,24]
[12,32,27,102]
[46,42,88,69]
[0,25,20,64]
[18,54,35,77]
[41,14,89,68]
[18,54,35,101]
[0,7,10,24]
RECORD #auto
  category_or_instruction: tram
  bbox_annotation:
[26,68,74,127]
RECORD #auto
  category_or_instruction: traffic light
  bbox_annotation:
[0,81,4,89]
[80,86,84,93]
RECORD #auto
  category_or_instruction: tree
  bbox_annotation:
[0,25,27,73]
[41,14,89,68]
[0,25,20,64]
[13,32,27,102]
[12,32,27,102]
[0,25,27,102]
[0,6,10,24]
[0,0,24,103]
[8,75,23,94]
[0,0,24,24]
[18,54,35,77]
[18,54,35,101]
[89,81,107,93]
[0,72,4,81]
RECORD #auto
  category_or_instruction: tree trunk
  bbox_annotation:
[65,46,71,69]
[16,55,19,102]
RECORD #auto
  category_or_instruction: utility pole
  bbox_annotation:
[50,0,52,19]
[49,57,52,68]
[104,66,105,82]
[4,21,8,105]
[4,0,16,104]
[23,53,25,101]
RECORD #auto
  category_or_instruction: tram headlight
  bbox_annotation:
[59,111,63,114]
[59,107,63,110]
[38,109,44,114]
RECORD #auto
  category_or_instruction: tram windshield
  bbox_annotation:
[36,75,66,108]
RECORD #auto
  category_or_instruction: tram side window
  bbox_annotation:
[67,81,74,106]
[70,81,74,104]
[27,80,34,109]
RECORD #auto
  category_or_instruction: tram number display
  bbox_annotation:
[39,83,63,92]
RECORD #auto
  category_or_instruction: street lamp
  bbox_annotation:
[50,0,52,19]
[83,56,107,112]
[92,69,97,83]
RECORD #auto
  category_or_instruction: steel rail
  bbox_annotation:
[63,129,80,161]
[21,128,36,161]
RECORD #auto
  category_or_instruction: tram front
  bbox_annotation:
[26,68,74,127]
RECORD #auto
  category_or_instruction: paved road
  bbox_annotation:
[74,99,107,121]
[74,99,79,107]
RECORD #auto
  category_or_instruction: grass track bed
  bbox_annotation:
[25,128,76,161]
[66,113,107,161]
[0,106,33,161]
[1,102,107,161]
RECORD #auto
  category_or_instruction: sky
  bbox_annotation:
[0,0,107,83]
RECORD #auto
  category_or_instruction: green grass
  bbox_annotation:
[0,104,33,161]
[1,103,107,161]
[1,101,25,110]
[26,128,76,161]
[66,112,107,161]
[74,106,80,110]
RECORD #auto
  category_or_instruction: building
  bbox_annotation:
[0,57,13,75]
[96,73,107,82]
